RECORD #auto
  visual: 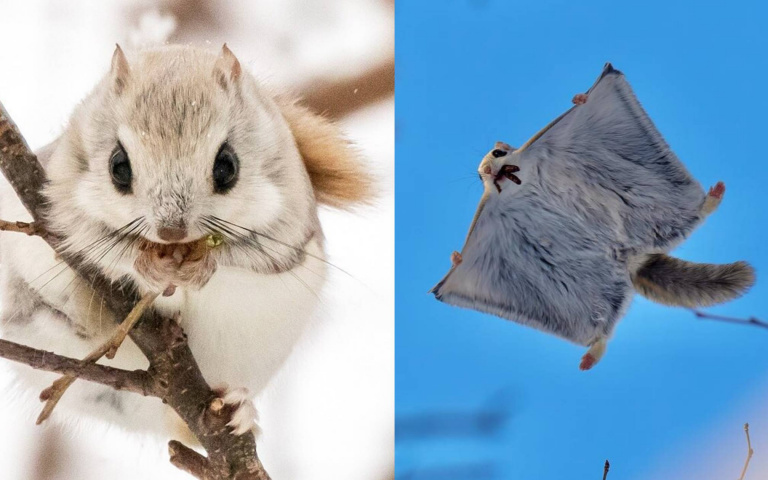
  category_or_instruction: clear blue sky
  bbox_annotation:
[395,1,768,478]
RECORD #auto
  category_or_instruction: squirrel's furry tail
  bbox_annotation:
[631,254,755,308]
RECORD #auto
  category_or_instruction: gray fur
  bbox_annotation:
[0,269,95,340]
[432,63,752,346]
[632,254,755,308]
[91,390,125,413]
[0,271,44,327]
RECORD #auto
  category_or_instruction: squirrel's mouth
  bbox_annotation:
[493,164,521,192]
[134,235,221,296]
[137,237,209,262]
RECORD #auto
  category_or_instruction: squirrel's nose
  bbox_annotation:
[482,164,500,177]
[157,226,187,242]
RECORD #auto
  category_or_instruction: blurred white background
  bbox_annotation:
[0,1,393,479]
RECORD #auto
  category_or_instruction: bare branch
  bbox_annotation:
[603,459,610,480]
[691,310,768,330]
[738,423,754,480]
[0,101,270,478]
[0,338,152,395]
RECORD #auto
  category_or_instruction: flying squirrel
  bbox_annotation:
[432,64,755,371]
[0,44,373,437]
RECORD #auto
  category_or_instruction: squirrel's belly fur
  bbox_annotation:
[154,242,327,393]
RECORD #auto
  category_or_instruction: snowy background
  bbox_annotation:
[0,1,393,479]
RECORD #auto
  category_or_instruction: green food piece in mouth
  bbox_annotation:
[206,233,224,248]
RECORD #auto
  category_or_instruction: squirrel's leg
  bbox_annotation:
[451,251,463,267]
[579,337,607,371]
[700,181,725,217]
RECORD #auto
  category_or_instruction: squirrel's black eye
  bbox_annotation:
[491,149,507,158]
[109,143,132,193]
[213,142,239,193]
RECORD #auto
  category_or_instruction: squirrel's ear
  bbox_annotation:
[278,99,375,209]
[110,44,131,95]
[214,44,242,90]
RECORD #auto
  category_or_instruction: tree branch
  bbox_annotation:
[0,101,269,478]
[0,338,153,395]
[691,310,768,330]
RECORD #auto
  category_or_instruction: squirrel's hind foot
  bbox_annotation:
[579,337,607,371]
[212,385,260,436]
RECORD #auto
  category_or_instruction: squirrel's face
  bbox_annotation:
[101,67,297,248]
[478,141,523,194]
[44,45,371,292]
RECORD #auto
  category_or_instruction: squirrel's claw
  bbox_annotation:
[212,386,260,436]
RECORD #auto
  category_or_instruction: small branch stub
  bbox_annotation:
[603,459,610,480]
[169,440,212,479]
[0,219,41,236]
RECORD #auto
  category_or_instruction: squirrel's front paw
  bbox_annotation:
[708,181,725,200]
[701,181,726,216]
[572,93,589,105]
[213,386,260,436]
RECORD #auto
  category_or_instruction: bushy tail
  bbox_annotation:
[631,254,755,308]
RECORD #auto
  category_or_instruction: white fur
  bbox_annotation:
[0,45,330,436]
[221,387,260,436]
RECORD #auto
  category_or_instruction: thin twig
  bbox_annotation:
[691,310,768,330]
[106,292,159,359]
[603,459,610,480]
[738,423,754,480]
[36,292,159,424]
[0,219,41,236]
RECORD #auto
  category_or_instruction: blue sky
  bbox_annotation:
[395,1,768,478]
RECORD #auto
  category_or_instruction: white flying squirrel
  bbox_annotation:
[432,64,754,370]
[0,45,371,437]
